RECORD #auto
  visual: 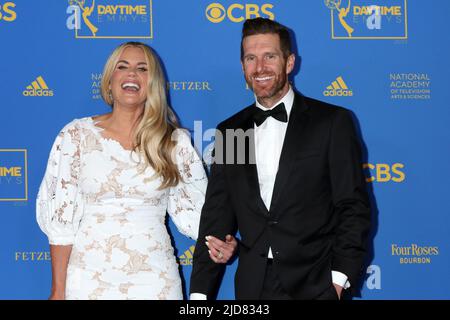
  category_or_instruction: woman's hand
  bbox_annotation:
[49,289,65,300]
[205,234,238,264]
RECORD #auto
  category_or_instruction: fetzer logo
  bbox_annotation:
[23,76,54,97]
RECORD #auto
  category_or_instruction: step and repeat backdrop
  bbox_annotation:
[0,0,449,299]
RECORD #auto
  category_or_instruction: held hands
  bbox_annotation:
[205,235,238,264]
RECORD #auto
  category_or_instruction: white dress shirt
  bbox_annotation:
[190,87,348,300]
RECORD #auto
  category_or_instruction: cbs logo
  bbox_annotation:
[206,3,274,23]
[363,163,406,183]
[0,2,16,22]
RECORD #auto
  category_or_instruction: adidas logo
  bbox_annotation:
[323,76,353,97]
[23,76,54,97]
[179,245,195,266]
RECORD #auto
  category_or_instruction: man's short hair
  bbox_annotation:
[240,17,293,60]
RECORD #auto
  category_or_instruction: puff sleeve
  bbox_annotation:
[167,130,208,240]
[36,120,84,245]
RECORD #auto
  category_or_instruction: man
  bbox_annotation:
[190,18,370,300]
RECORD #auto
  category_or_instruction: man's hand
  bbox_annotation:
[206,235,238,264]
[333,283,343,300]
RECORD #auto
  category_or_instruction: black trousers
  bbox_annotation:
[259,259,293,300]
[259,259,340,300]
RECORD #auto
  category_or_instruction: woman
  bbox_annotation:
[36,42,236,300]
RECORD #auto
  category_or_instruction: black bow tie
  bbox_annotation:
[253,102,288,126]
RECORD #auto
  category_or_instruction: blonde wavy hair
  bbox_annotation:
[101,42,181,189]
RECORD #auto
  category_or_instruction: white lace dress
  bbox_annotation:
[36,117,207,300]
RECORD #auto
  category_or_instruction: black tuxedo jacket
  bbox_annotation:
[190,92,371,299]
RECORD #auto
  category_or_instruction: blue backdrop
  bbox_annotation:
[0,0,449,299]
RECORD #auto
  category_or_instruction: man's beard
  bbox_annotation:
[248,73,288,101]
